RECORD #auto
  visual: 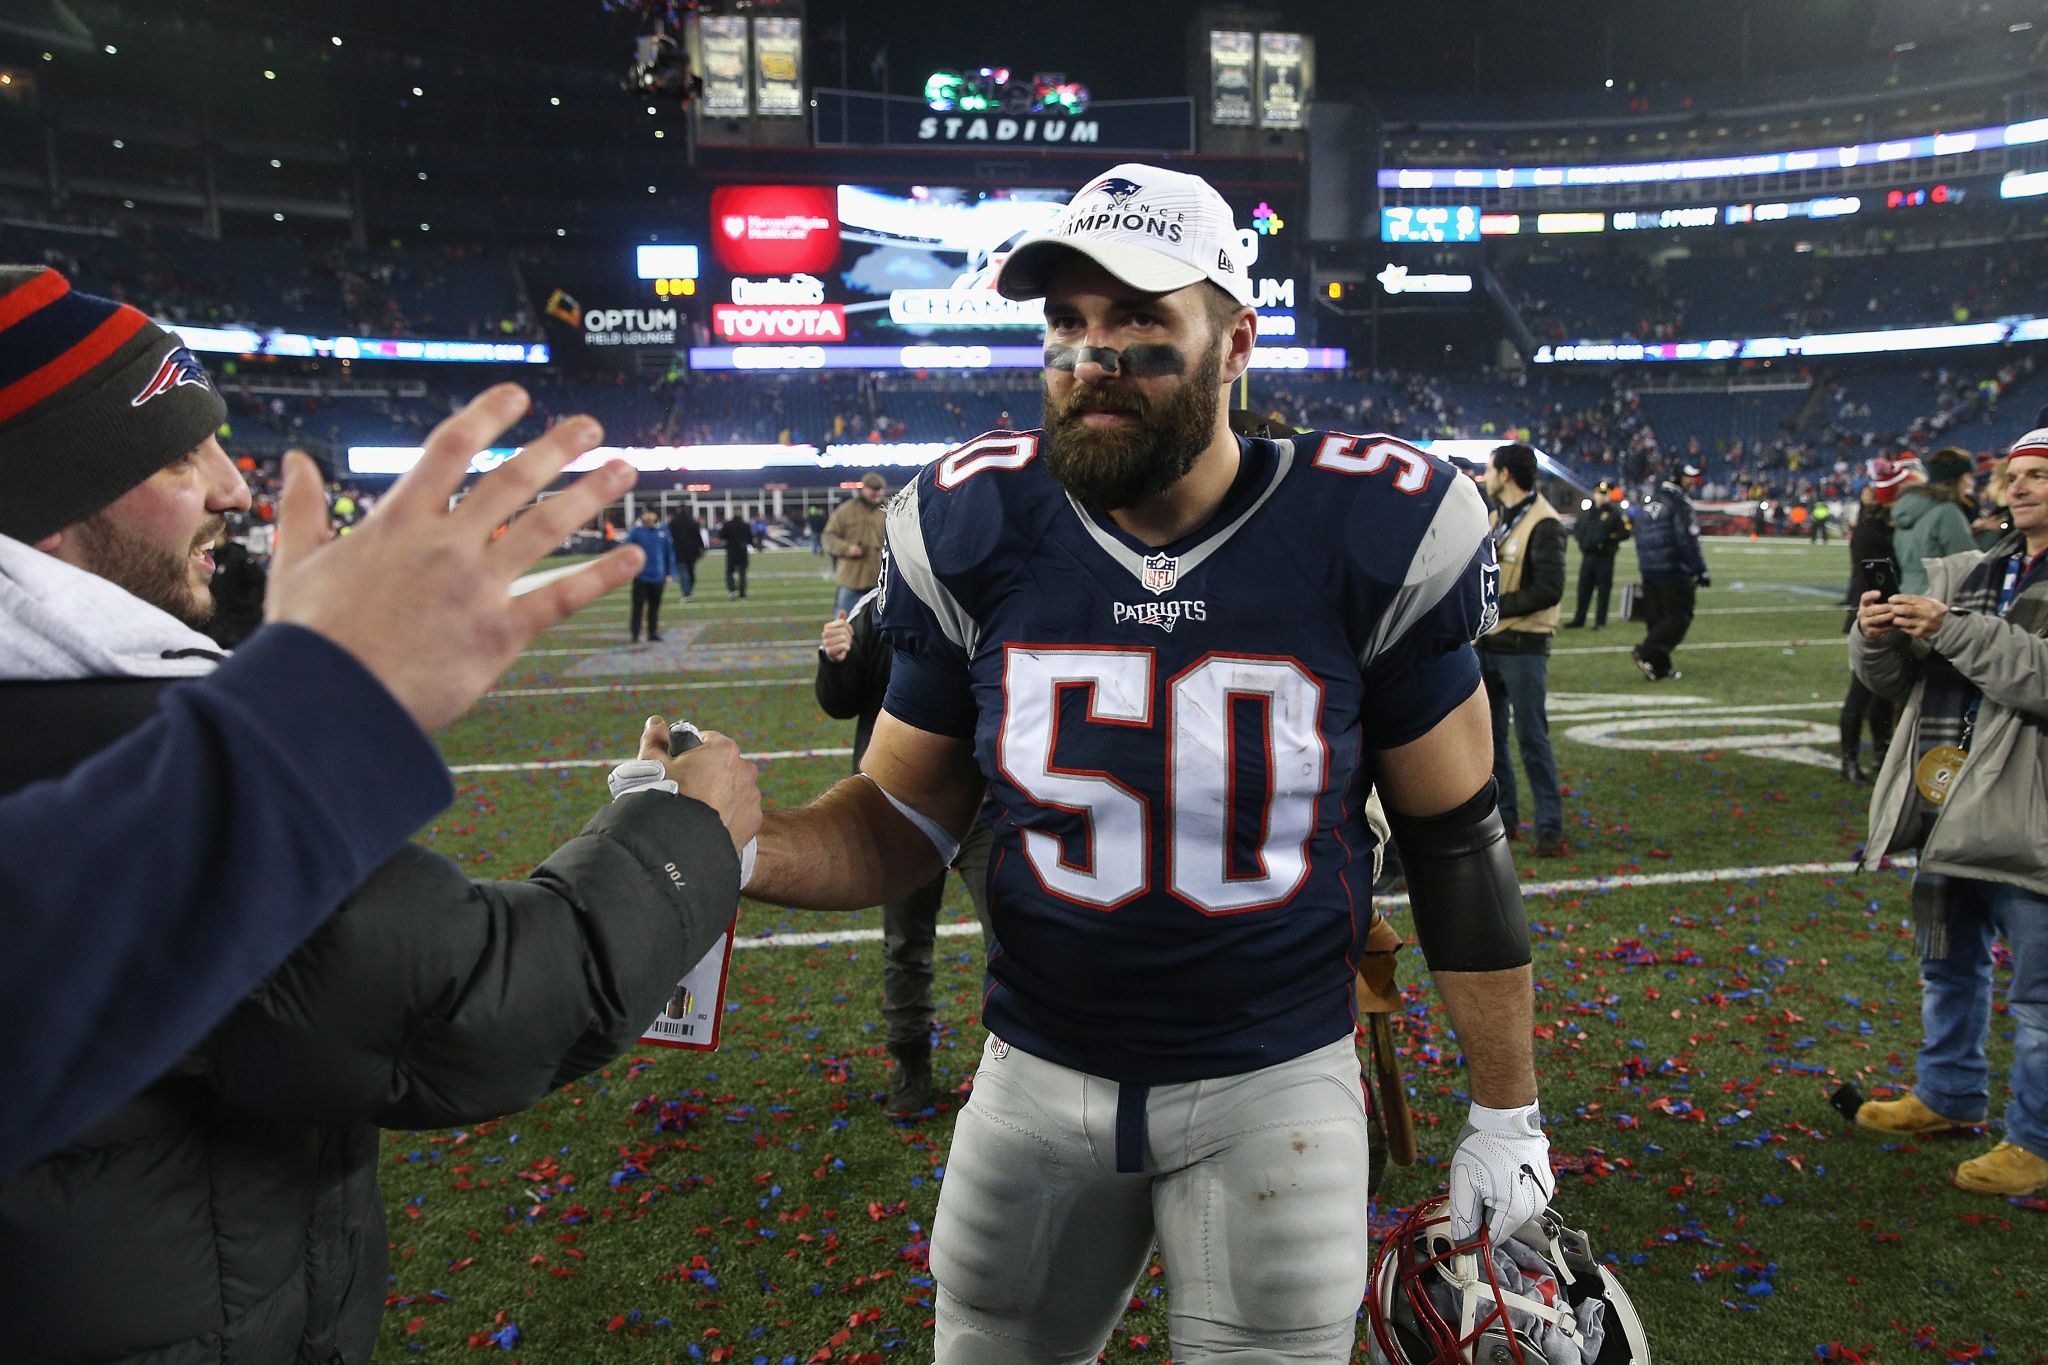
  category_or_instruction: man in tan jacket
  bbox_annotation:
[1478,443,1568,857]
[823,471,887,614]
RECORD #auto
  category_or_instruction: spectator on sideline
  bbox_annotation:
[1479,443,1568,857]
[1973,457,2013,551]
[1631,461,1709,682]
[1852,426,2048,1198]
[815,591,995,1117]
[720,508,754,598]
[1565,480,1630,629]
[670,505,705,600]
[807,504,827,555]
[822,471,888,615]
[1839,460,1907,784]
[625,505,675,642]
[0,270,648,1178]
[1893,448,1978,595]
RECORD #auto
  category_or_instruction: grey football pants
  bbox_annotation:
[932,1033,1372,1362]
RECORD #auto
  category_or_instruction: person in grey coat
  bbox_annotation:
[1848,427,2048,1198]
[1890,448,1979,595]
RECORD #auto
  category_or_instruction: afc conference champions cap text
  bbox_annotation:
[994,164,1255,308]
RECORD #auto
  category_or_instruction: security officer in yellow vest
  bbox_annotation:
[1479,443,1570,858]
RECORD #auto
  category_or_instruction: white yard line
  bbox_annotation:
[1553,637,1845,657]
[447,745,851,774]
[731,857,1912,949]
[484,676,811,699]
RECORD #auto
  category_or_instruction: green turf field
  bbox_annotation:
[376,535,2043,1364]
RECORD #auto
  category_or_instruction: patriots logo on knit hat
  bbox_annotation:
[130,346,211,408]
[0,265,229,543]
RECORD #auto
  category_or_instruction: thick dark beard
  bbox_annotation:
[70,513,219,628]
[1041,346,1221,512]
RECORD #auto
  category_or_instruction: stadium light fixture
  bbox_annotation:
[330,36,342,46]
[103,44,116,55]
[111,139,123,149]
[419,223,430,232]
[556,228,566,236]
[42,52,52,61]
[549,96,561,106]
[270,159,281,168]
[412,86,423,96]
[654,129,665,139]
[416,171,427,180]
[272,212,284,221]
[263,69,275,80]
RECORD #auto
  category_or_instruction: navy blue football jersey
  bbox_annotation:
[876,428,1497,1084]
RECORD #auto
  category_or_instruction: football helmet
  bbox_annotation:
[1367,1196,1650,1365]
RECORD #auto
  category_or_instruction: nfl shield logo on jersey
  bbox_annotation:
[1141,552,1178,596]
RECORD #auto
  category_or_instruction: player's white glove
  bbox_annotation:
[1448,1102,1554,1242]
[608,758,678,801]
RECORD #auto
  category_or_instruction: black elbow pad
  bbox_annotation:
[1383,777,1531,973]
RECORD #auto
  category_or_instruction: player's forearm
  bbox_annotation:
[1435,965,1538,1108]
[745,775,947,910]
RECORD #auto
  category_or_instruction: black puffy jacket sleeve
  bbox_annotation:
[813,595,890,723]
[200,791,740,1129]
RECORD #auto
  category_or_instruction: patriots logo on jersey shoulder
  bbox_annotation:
[130,347,211,408]
[1090,176,1144,208]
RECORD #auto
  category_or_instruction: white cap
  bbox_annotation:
[2010,427,2048,462]
[995,164,1253,307]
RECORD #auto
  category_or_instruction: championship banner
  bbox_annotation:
[1257,32,1308,130]
[1209,30,1255,127]
[752,16,803,116]
[698,15,750,117]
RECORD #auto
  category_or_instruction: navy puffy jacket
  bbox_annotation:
[1631,481,1707,581]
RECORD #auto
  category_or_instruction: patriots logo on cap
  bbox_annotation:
[130,347,211,408]
[1090,176,1144,208]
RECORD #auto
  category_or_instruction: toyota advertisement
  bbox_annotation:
[699,181,1312,364]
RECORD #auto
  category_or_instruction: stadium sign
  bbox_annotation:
[917,114,1100,145]
[583,306,679,347]
[1377,266,1473,295]
[924,67,1088,116]
[711,304,847,342]
[813,90,1194,154]
[729,275,827,305]
[709,186,840,275]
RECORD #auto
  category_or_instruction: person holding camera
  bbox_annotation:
[1851,427,2048,1197]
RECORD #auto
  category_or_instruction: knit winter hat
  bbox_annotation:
[0,266,228,542]
[1925,447,1974,483]
[1866,456,1914,504]
[2010,426,2048,464]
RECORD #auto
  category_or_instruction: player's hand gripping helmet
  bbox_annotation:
[1367,1196,1650,1365]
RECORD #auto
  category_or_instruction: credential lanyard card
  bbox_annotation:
[638,918,736,1052]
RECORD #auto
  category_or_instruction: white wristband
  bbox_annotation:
[1467,1101,1543,1136]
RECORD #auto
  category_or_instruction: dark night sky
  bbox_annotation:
[179,0,1894,100]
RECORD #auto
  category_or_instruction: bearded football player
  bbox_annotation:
[741,164,1550,1362]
